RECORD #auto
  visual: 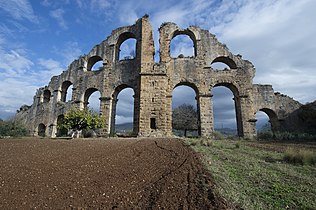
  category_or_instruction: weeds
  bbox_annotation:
[283,147,316,165]
[257,131,316,141]
[186,138,316,209]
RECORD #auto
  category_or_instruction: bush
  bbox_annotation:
[212,131,224,140]
[0,119,28,137]
[284,148,316,165]
[257,131,316,141]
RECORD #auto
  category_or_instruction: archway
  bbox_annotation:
[256,108,279,132]
[111,87,135,136]
[38,123,46,137]
[56,114,67,137]
[43,90,51,103]
[119,38,136,60]
[87,56,104,71]
[84,89,101,114]
[61,81,73,102]
[212,84,241,136]
[211,56,237,70]
[170,34,195,58]
[172,84,199,137]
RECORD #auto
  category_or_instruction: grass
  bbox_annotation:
[185,138,316,209]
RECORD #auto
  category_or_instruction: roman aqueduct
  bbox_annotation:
[17,15,301,139]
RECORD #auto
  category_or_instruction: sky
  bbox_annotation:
[0,0,315,129]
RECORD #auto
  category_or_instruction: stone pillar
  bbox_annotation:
[165,95,173,136]
[199,94,214,137]
[110,98,118,135]
[99,96,112,135]
[133,92,140,136]
[239,95,256,139]
[53,89,62,103]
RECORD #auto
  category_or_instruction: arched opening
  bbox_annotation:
[212,84,241,136]
[87,56,104,71]
[38,123,46,137]
[56,114,67,137]
[170,34,195,58]
[256,108,279,133]
[256,111,270,132]
[211,56,237,70]
[84,88,101,114]
[43,90,51,103]
[172,84,199,137]
[61,81,73,102]
[111,87,134,136]
[117,32,137,61]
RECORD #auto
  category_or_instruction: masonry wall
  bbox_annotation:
[17,15,301,139]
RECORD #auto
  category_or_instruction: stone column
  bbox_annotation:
[110,98,118,135]
[199,94,214,137]
[165,95,173,136]
[239,95,256,139]
[133,92,140,136]
[99,96,112,135]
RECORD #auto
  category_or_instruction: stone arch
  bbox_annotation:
[172,82,200,136]
[83,88,100,109]
[170,30,197,57]
[38,123,46,137]
[56,114,67,137]
[87,55,105,71]
[43,89,51,103]
[61,81,73,102]
[257,108,279,132]
[110,84,135,135]
[212,82,243,136]
[211,56,237,70]
[116,32,137,61]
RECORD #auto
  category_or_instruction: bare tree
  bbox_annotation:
[172,104,198,137]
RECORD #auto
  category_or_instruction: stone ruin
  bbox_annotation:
[17,15,301,139]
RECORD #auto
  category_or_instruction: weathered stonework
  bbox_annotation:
[17,15,301,139]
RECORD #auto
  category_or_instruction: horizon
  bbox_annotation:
[1,0,315,130]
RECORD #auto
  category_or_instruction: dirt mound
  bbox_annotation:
[0,138,228,209]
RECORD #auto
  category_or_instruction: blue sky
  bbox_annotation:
[0,0,315,129]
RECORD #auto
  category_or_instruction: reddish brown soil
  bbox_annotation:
[0,138,228,209]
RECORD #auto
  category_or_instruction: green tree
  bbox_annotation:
[0,118,28,137]
[172,104,198,137]
[59,108,105,137]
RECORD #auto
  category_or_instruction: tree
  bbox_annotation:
[58,108,105,138]
[0,118,28,137]
[172,104,198,137]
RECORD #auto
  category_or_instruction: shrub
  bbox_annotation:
[212,131,224,140]
[284,148,316,165]
[235,141,240,149]
[0,119,28,137]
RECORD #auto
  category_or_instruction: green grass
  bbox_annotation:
[185,139,316,209]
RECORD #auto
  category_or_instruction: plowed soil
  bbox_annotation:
[0,138,228,209]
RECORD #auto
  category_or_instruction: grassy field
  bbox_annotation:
[185,138,316,209]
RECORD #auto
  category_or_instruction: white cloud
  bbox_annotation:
[50,8,68,30]
[0,48,33,77]
[211,0,316,103]
[0,0,38,23]
[58,41,83,66]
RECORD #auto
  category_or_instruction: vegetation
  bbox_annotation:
[284,147,316,165]
[58,108,105,137]
[185,138,316,209]
[172,104,198,137]
[257,131,316,141]
[0,118,28,137]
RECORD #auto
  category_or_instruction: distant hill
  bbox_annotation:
[215,128,237,136]
[282,100,316,134]
[115,122,133,133]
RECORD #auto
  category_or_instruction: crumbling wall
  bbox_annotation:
[17,15,302,139]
